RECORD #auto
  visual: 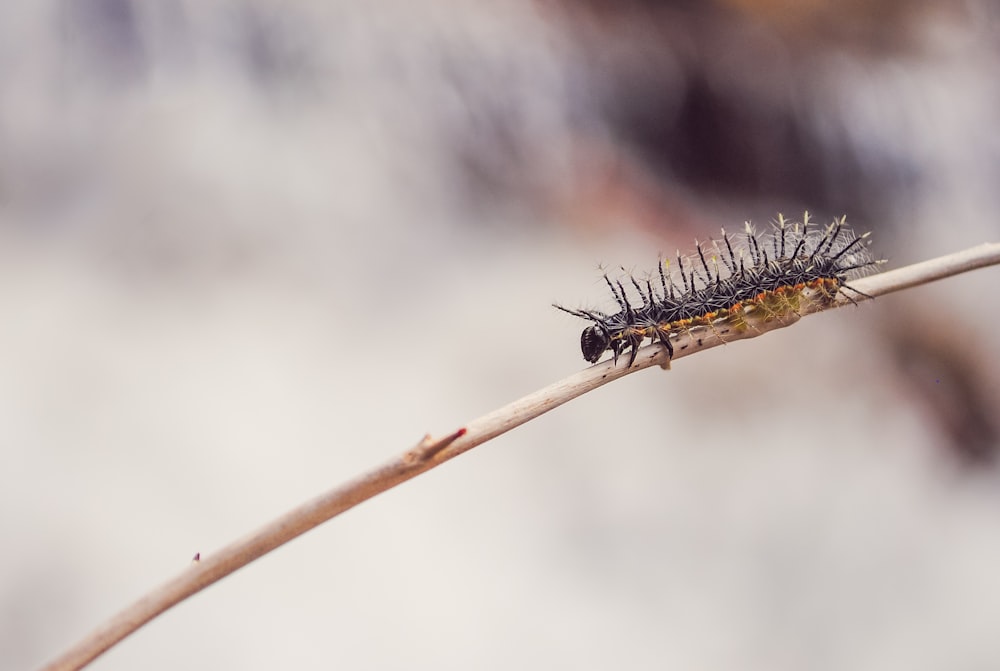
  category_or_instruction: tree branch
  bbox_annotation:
[39,241,1000,671]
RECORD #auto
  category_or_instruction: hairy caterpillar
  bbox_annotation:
[555,214,885,366]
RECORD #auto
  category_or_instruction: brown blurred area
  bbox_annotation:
[2,2,1000,670]
[547,0,972,221]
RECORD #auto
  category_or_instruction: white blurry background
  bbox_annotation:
[3,1,1000,669]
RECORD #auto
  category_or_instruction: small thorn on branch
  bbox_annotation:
[404,428,468,464]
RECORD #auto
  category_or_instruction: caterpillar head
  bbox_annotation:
[580,325,610,363]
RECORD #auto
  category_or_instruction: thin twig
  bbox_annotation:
[39,242,1000,671]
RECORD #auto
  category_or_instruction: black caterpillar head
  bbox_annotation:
[580,325,610,363]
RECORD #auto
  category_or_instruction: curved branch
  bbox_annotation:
[39,241,1000,671]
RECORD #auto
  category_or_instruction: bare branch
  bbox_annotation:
[38,242,1000,671]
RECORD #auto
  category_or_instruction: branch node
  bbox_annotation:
[403,428,467,464]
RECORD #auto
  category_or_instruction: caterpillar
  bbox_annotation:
[555,213,885,366]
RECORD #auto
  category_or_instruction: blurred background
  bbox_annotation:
[3,1,1000,669]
